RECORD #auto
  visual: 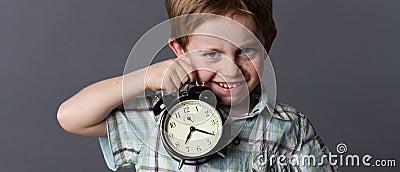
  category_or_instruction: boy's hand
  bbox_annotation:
[145,58,196,93]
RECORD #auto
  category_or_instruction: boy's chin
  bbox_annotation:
[218,96,251,108]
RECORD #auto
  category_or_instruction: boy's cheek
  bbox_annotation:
[245,59,264,76]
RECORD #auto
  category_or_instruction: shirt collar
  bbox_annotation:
[232,84,290,121]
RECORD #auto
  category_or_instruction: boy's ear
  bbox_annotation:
[168,38,185,57]
[264,27,277,53]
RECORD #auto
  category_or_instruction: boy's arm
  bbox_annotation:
[57,58,196,137]
[57,67,148,137]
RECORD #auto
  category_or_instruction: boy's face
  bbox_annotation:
[171,14,275,107]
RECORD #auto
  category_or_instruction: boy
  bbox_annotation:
[57,0,338,171]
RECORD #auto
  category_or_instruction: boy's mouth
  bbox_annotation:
[213,81,245,89]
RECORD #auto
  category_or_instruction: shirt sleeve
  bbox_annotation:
[296,117,339,171]
[98,108,144,171]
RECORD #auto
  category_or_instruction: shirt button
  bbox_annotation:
[233,137,240,145]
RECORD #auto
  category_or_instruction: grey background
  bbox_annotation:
[0,0,398,171]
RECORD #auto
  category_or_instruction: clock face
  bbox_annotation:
[163,99,223,158]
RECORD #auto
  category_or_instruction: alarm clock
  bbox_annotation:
[153,84,227,169]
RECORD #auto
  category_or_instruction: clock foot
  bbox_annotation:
[178,159,184,170]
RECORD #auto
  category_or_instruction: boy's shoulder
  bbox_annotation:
[272,102,307,121]
[269,102,320,144]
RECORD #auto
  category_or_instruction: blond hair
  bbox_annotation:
[164,0,275,51]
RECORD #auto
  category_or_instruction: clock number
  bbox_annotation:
[211,119,216,126]
[185,146,189,152]
[168,133,173,138]
[205,110,210,117]
[169,122,176,128]
[195,106,199,112]
[183,106,190,113]
[196,146,201,152]
[207,139,211,145]
[175,142,180,148]
[175,112,180,118]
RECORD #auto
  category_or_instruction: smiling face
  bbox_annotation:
[170,14,275,110]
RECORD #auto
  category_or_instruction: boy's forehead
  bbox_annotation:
[187,35,260,52]
[190,15,264,48]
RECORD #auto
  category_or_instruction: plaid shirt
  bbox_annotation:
[99,91,338,172]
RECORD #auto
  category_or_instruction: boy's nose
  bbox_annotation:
[218,56,242,79]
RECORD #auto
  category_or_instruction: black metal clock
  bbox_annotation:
[153,84,227,169]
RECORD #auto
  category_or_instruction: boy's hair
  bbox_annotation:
[165,0,275,51]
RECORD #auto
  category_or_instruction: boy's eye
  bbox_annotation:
[240,48,254,54]
[204,52,218,58]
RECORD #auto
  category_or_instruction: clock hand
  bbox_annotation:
[186,116,194,123]
[193,128,215,136]
[184,132,192,144]
[185,126,195,144]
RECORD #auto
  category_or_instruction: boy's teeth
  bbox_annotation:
[218,82,243,89]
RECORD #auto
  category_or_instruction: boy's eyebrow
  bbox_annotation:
[198,48,225,54]
[238,40,261,48]
[197,42,260,51]
[195,40,262,54]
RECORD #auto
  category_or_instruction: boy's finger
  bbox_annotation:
[168,58,197,87]
[186,70,197,84]
[174,64,190,81]
[175,65,196,85]
[176,57,195,69]
[180,75,192,86]
[169,69,194,90]
[177,64,196,84]
[161,77,178,94]
[170,73,183,88]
